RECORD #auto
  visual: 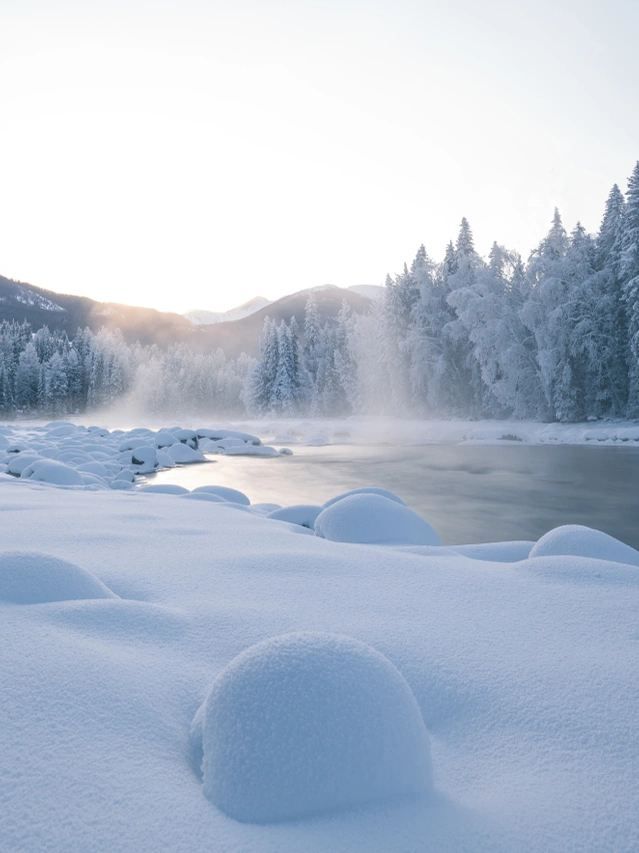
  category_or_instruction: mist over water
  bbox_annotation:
[150,442,639,547]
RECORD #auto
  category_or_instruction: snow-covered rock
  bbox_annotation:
[166,444,205,464]
[191,632,431,823]
[192,485,250,505]
[6,452,42,476]
[20,459,85,487]
[529,524,639,566]
[315,494,441,546]
[130,446,159,474]
[321,487,406,510]
[222,444,280,457]
[196,428,261,445]
[154,430,179,449]
[141,484,190,495]
[267,504,322,528]
[0,551,116,603]
[174,428,198,448]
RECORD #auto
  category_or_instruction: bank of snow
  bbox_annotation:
[226,415,639,448]
[1,427,638,851]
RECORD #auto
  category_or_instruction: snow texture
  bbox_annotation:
[0,551,116,603]
[0,419,638,852]
[315,493,441,545]
[529,524,639,566]
[192,632,431,823]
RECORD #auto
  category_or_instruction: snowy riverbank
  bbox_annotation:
[1,421,638,851]
[230,415,639,448]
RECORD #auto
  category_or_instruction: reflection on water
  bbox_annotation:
[150,443,639,547]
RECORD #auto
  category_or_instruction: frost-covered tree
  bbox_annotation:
[15,342,41,411]
[620,162,639,412]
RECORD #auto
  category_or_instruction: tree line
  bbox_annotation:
[2,160,638,423]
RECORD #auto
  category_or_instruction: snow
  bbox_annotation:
[267,504,322,528]
[321,486,406,510]
[315,493,442,546]
[232,416,639,449]
[0,551,116,603]
[192,485,251,505]
[0,420,638,851]
[166,443,206,464]
[529,524,639,566]
[21,458,86,486]
[191,632,432,823]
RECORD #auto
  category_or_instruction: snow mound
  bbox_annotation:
[315,494,441,546]
[6,452,42,476]
[0,551,116,603]
[130,446,159,474]
[166,444,205,464]
[267,504,322,528]
[529,525,639,567]
[191,632,431,823]
[141,484,190,495]
[192,485,250,505]
[222,445,281,457]
[20,459,85,486]
[321,487,406,510]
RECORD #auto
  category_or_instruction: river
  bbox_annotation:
[149,442,639,547]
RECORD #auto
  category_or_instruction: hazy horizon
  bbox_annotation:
[2,0,638,313]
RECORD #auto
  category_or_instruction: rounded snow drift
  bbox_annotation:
[529,525,639,567]
[267,504,322,528]
[167,444,205,464]
[321,487,406,511]
[315,494,441,546]
[191,632,431,823]
[20,459,85,487]
[192,485,250,505]
[141,484,190,495]
[0,551,116,604]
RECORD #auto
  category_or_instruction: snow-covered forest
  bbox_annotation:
[3,162,639,422]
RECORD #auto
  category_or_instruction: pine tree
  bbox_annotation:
[620,162,639,413]
[15,342,41,411]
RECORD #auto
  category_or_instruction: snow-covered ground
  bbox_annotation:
[1,421,638,851]
[231,416,639,448]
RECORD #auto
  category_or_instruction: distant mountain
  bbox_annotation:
[184,296,271,325]
[199,285,373,358]
[348,284,385,301]
[0,275,375,355]
[0,274,194,345]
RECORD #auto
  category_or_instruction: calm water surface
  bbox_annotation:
[151,443,639,547]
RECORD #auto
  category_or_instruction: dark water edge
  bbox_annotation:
[151,443,639,547]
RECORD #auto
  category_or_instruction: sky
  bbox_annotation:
[1,0,638,314]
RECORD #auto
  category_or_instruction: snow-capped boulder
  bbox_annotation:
[321,487,406,511]
[167,444,205,464]
[315,494,441,546]
[113,468,135,483]
[174,429,198,449]
[222,445,280,457]
[529,524,639,567]
[156,448,175,468]
[154,430,179,449]
[20,459,85,487]
[196,428,261,445]
[6,453,42,477]
[192,485,250,505]
[191,632,431,823]
[130,446,159,474]
[141,484,190,495]
[250,503,281,514]
[0,551,116,603]
[181,492,228,503]
[267,504,322,529]
[110,479,134,490]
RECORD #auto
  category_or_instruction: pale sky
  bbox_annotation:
[1,0,638,313]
